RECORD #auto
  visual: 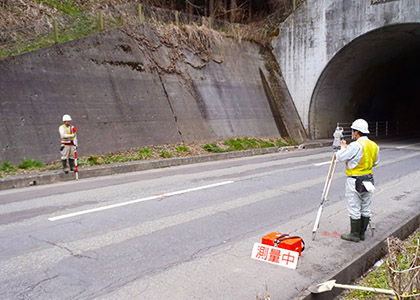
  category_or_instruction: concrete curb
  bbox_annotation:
[0,141,331,191]
[302,213,420,300]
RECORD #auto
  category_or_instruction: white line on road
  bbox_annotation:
[396,142,420,149]
[314,161,332,166]
[48,181,234,221]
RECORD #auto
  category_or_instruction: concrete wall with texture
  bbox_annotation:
[0,23,305,164]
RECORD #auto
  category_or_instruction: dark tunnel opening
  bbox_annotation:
[309,23,420,139]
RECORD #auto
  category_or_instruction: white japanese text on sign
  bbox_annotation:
[251,243,299,269]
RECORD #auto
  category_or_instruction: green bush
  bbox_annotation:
[18,158,44,169]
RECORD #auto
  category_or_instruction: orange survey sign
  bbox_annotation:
[251,243,299,269]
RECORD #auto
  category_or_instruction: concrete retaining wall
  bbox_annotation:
[0,23,305,164]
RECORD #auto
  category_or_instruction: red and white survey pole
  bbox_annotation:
[74,145,79,180]
[73,126,79,180]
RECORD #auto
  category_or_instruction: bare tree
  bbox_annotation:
[230,0,237,22]
[209,0,214,18]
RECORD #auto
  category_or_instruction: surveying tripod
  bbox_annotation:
[311,126,375,240]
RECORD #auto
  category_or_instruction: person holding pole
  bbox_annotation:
[59,114,77,174]
[336,119,379,242]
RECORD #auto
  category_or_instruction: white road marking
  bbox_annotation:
[48,181,234,221]
[396,142,420,149]
[314,161,332,166]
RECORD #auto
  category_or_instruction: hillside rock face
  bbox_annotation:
[0,23,305,163]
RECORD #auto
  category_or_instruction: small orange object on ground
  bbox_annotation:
[262,232,305,256]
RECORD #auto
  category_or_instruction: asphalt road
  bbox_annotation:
[1,137,420,300]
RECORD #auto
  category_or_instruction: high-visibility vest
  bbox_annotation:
[60,124,75,143]
[346,139,378,176]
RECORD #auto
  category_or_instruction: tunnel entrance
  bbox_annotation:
[309,23,420,139]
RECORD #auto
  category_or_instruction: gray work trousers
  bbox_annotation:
[60,145,75,160]
[345,177,372,219]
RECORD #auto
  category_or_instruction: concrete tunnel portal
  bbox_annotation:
[309,23,420,139]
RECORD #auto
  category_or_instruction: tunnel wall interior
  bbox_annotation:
[310,24,420,139]
[0,24,304,164]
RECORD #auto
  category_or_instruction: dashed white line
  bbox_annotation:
[48,181,234,221]
[313,161,332,167]
[396,142,420,149]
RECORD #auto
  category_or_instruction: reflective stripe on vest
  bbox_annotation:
[346,139,378,176]
[61,124,74,141]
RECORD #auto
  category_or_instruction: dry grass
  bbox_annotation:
[340,230,420,300]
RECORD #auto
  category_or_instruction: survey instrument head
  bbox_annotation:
[333,127,344,150]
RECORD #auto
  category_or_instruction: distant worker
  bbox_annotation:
[336,119,379,242]
[59,114,77,173]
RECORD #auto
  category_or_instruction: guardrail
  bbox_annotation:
[337,121,399,139]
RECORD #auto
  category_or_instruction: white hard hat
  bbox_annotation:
[351,119,369,134]
[62,114,72,122]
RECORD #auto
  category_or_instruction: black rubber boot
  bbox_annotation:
[69,159,76,172]
[62,160,69,174]
[341,218,361,242]
[360,216,370,241]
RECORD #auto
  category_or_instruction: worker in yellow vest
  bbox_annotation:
[59,114,77,173]
[336,119,380,242]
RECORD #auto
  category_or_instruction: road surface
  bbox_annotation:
[1,137,419,299]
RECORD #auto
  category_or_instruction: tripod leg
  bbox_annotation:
[312,153,338,240]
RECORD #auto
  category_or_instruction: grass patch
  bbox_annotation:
[160,151,172,158]
[0,137,302,178]
[277,139,289,147]
[0,161,18,177]
[58,15,101,41]
[0,33,56,57]
[203,143,225,153]
[286,138,298,146]
[33,0,83,16]
[0,6,114,58]
[175,145,189,153]
[257,139,275,148]
[18,158,44,169]
[87,155,101,165]
[1,161,18,173]
[223,138,247,151]
[343,263,390,299]
[138,148,153,160]
[342,230,420,300]
[204,137,295,153]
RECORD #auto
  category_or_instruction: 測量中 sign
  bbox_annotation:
[251,243,299,269]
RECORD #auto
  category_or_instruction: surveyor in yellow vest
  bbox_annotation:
[59,114,77,173]
[336,119,380,242]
